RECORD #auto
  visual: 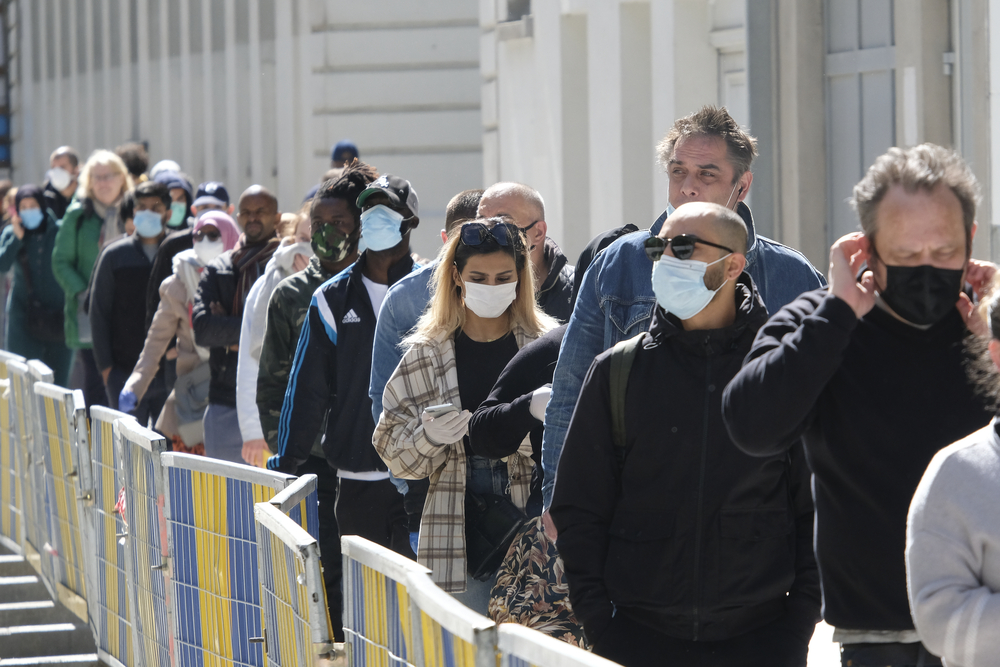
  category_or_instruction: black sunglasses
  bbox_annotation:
[193,229,221,243]
[644,234,734,262]
[460,221,524,249]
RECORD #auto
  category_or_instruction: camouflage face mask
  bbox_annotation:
[311,224,357,263]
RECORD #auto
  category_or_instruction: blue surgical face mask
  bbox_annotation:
[651,253,730,320]
[20,208,43,230]
[360,204,405,251]
[134,210,164,238]
[168,201,187,228]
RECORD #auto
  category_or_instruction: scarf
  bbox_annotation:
[230,236,280,317]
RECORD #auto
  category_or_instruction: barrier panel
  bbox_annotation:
[497,623,619,667]
[33,381,92,621]
[8,359,55,595]
[0,350,25,553]
[406,569,497,667]
[159,452,298,667]
[254,500,333,666]
[88,406,137,667]
[267,473,320,543]
[117,418,173,667]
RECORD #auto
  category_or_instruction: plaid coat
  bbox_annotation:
[374,324,538,592]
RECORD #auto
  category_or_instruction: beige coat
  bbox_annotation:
[124,250,208,440]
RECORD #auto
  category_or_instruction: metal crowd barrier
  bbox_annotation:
[8,359,55,596]
[33,381,92,621]
[159,452,298,666]
[117,418,173,667]
[88,406,137,667]
[497,624,619,667]
[254,486,334,666]
[0,350,25,553]
[267,471,320,543]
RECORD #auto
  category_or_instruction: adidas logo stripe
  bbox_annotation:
[342,309,361,324]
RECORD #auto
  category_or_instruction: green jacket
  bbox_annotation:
[256,257,332,456]
[51,197,103,349]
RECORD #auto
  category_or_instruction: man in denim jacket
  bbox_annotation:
[541,105,826,518]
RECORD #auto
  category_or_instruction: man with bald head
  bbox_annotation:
[550,202,820,666]
[193,185,282,461]
[478,182,574,322]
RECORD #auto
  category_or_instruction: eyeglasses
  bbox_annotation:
[193,229,221,242]
[92,172,121,183]
[520,220,541,233]
[460,221,524,249]
[644,233,734,262]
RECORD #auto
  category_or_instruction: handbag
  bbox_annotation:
[464,490,528,581]
[18,251,64,343]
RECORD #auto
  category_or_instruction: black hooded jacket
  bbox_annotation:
[551,274,820,646]
[536,237,574,323]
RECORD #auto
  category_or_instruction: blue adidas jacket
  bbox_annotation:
[268,251,416,474]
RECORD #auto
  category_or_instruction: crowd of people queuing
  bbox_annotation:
[3,105,1000,667]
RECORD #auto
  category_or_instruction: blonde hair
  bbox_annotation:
[404,218,557,346]
[78,149,132,201]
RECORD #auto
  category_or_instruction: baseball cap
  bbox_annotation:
[149,159,181,180]
[193,181,230,208]
[356,174,419,218]
[331,140,359,164]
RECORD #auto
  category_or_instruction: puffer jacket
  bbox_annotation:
[50,196,103,348]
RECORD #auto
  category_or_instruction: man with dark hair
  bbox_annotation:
[367,187,484,553]
[153,170,194,231]
[268,172,419,562]
[115,142,150,182]
[540,105,827,527]
[723,144,995,667]
[43,145,80,221]
[303,140,361,201]
[193,185,281,462]
[552,203,819,665]
[255,164,377,640]
[478,183,575,323]
[89,181,171,422]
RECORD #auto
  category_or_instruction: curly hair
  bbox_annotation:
[656,105,758,183]
[312,159,379,222]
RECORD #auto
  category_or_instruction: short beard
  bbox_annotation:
[703,261,728,291]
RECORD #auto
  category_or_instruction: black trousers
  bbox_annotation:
[335,476,414,560]
[76,348,108,410]
[593,610,812,667]
[296,456,344,642]
[840,642,942,667]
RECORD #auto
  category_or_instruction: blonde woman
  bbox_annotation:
[51,149,132,407]
[374,217,556,612]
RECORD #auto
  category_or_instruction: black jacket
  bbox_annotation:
[722,289,992,631]
[536,238,574,323]
[192,245,261,407]
[551,275,820,646]
[42,182,72,222]
[89,234,161,372]
[269,252,416,474]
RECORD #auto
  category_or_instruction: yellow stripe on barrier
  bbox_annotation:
[192,469,233,663]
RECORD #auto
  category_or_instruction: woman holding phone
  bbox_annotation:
[374,217,556,612]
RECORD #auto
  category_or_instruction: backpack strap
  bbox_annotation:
[609,333,644,473]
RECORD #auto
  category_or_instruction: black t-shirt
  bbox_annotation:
[454,329,520,414]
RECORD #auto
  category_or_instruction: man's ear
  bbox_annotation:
[736,171,753,203]
[440,229,448,244]
[727,253,747,280]
[228,204,235,215]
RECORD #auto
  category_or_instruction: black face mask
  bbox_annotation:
[879,264,964,325]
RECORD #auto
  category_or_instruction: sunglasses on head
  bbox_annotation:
[460,221,524,249]
[193,229,221,243]
[644,233,734,262]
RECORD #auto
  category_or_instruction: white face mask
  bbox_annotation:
[48,167,73,192]
[193,239,225,266]
[462,281,518,319]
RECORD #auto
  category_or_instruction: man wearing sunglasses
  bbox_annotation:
[269,172,419,560]
[551,202,819,666]
[541,105,826,527]
[478,182,574,323]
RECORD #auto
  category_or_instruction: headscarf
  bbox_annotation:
[14,184,44,212]
[194,210,241,252]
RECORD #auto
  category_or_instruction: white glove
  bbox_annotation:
[529,386,551,422]
[421,409,472,445]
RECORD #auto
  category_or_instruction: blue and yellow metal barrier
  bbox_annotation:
[266,473,320,543]
[33,381,92,621]
[159,452,297,667]
[254,500,332,666]
[87,406,137,667]
[497,623,619,667]
[117,418,173,667]
[0,350,25,553]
